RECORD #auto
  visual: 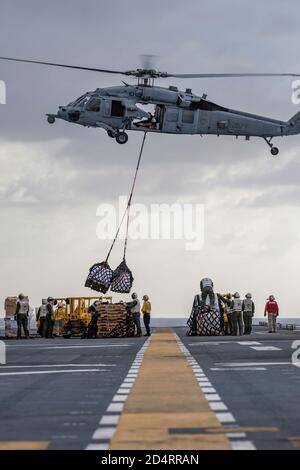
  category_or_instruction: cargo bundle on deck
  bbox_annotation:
[38,296,135,338]
[4,297,18,338]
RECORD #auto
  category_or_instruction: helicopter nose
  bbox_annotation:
[57,106,66,118]
[67,109,80,122]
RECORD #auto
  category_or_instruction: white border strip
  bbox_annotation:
[175,334,256,451]
[85,337,151,450]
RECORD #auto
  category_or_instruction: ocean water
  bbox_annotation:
[1,317,300,337]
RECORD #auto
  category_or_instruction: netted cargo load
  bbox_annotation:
[97,303,135,337]
[85,261,113,293]
[187,298,224,336]
[111,259,134,294]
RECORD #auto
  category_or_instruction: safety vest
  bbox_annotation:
[142,301,151,314]
[226,302,232,315]
[202,278,213,288]
[243,299,253,312]
[131,300,141,314]
[17,299,29,315]
[232,298,242,312]
[39,304,47,318]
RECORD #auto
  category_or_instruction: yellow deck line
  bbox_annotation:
[110,329,231,450]
[0,441,49,450]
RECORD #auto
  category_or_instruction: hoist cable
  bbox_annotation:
[105,132,147,263]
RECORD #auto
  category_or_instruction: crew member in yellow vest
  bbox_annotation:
[142,295,151,336]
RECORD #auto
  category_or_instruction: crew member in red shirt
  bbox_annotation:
[264,295,279,333]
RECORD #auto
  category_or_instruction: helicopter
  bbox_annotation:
[1,56,300,155]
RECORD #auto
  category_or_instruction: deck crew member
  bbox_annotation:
[264,295,279,333]
[126,293,142,337]
[45,297,54,338]
[242,293,255,335]
[37,299,47,337]
[16,293,30,339]
[200,277,215,307]
[87,300,100,338]
[231,292,243,336]
[142,295,151,336]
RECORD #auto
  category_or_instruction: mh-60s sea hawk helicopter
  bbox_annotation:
[1,56,300,155]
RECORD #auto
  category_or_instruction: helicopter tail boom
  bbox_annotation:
[285,110,300,135]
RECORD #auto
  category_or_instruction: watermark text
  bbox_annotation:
[96,196,204,251]
[0,80,6,104]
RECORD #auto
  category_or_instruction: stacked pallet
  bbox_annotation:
[4,297,17,317]
[97,303,135,338]
[4,297,18,338]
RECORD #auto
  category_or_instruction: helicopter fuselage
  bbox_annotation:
[47,84,299,153]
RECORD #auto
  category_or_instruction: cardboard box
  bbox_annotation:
[4,297,17,317]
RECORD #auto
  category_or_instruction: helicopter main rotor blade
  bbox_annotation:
[0,56,128,75]
[167,72,300,78]
[1,57,300,79]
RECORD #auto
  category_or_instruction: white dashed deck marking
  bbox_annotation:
[231,440,256,450]
[175,334,257,450]
[86,443,109,450]
[216,412,236,423]
[85,338,152,450]
[209,402,228,411]
[100,415,120,426]
[106,403,124,413]
[204,393,221,401]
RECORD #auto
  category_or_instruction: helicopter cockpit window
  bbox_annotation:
[72,94,90,107]
[78,96,90,107]
[68,95,84,106]
[86,98,100,112]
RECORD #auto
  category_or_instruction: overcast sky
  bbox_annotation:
[0,0,300,318]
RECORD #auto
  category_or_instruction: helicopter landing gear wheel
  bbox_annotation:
[47,115,55,124]
[264,137,279,156]
[115,131,128,144]
[107,129,115,138]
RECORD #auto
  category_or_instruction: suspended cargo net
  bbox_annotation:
[187,302,224,336]
[85,133,147,294]
[111,259,134,293]
[85,261,113,294]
